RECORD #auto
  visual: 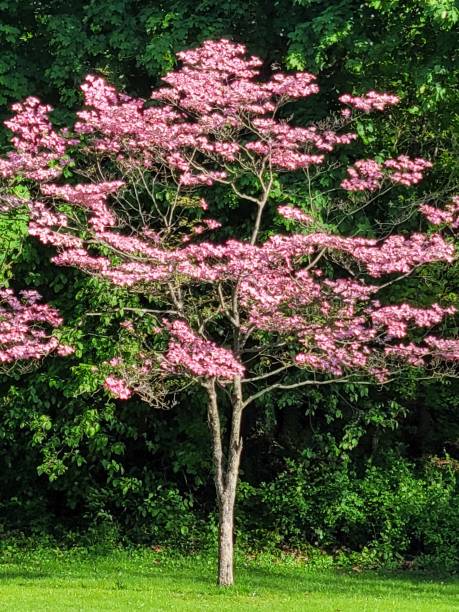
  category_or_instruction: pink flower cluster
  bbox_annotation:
[104,375,132,399]
[341,156,432,191]
[384,336,459,366]
[339,91,399,113]
[0,289,70,364]
[344,233,454,277]
[370,303,456,338]
[0,97,71,181]
[28,201,83,249]
[383,156,432,186]
[2,40,400,196]
[425,336,459,360]
[41,182,122,230]
[277,206,313,224]
[163,320,245,380]
[323,278,378,302]
[384,343,429,366]
[183,218,223,241]
[341,159,383,191]
[154,39,318,114]
[421,196,459,229]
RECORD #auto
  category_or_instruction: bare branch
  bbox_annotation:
[242,364,293,383]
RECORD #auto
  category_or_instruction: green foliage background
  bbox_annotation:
[0,0,458,568]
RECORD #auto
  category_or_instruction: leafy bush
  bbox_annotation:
[83,480,208,551]
[238,453,459,570]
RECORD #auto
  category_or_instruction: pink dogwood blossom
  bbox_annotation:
[420,196,459,228]
[104,375,132,399]
[339,90,399,113]
[163,320,245,380]
[0,289,67,365]
[277,205,313,224]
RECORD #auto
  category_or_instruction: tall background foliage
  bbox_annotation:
[0,0,458,569]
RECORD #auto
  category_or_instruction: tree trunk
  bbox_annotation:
[215,420,241,586]
[217,486,236,586]
[205,378,244,587]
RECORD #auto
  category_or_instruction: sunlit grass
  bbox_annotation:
[0,548,457,611]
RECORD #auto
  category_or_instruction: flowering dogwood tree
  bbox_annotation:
[1,40,458,585]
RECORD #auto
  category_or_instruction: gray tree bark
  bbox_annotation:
[206,378,243,586]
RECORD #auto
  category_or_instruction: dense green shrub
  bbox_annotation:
[238,454,459,570]
[83,480,208,551]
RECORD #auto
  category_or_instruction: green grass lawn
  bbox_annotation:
[0,547,457,611]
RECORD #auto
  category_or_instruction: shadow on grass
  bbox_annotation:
[80,553,459,593]
[0,569,50,581]
[234,565,459,599]
[93,557,459,599]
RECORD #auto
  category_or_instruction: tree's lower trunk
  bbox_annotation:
[217,487,236,586]
[205,378,243,587]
